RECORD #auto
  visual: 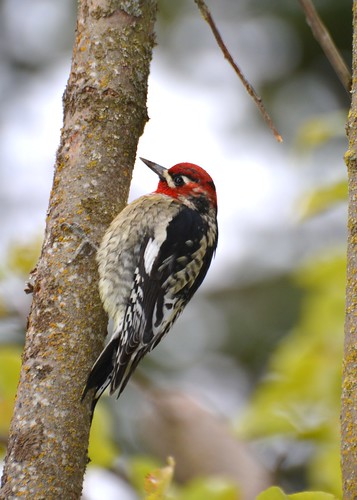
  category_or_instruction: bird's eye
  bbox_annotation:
[173,175,184,187]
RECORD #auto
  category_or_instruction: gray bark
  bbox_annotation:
[342,3,357,499]
[0,1,157,497]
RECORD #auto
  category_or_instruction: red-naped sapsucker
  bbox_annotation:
[83,158,218,410]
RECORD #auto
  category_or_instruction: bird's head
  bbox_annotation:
[140,158,217,213]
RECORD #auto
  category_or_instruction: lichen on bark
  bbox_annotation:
[342,3,357,499]
[0,1,157,498]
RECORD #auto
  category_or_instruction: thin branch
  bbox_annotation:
[299,0,351,96]
[194,0,283,143]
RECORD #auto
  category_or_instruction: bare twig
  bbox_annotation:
[299,0,351,96]
[194,0,283,143]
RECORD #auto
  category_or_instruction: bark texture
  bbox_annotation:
[342,3,357,498]
[0,0,157,498]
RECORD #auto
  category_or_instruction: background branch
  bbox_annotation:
[299,0,351,95]
[194,0,283,143]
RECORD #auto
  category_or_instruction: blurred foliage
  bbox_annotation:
[176,477,239,500]
[6,238,42,277]
[300,181,347,219]
[209,275,303,378]
[295,112,347,151]
[0,347,22,454]
[238,255,345,496]
[0,239,41,322]
[295,111,347,220]
[87,403,118,467]
[130,455,162,495]
[178,477,240,500]
[131,455,240,500]
[143,456,175,499]
[257,486,338,500]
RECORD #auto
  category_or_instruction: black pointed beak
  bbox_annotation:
[140,158,167,181]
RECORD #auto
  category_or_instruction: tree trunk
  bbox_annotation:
[0,1,157,497]
[342,3,357,499]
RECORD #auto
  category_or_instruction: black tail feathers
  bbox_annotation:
[81,336,119,412]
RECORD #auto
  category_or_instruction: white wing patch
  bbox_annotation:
[143,237,161,275]
[143,220,171,276]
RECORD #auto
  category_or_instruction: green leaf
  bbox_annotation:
[256,486,287,500]
[289,493,337,500]
[257,487,338,500]
[308,444,341,496]
[177,476,239,500]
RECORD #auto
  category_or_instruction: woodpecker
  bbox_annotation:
[82,158,218,410]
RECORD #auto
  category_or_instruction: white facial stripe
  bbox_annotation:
[163,170,175,188]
